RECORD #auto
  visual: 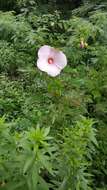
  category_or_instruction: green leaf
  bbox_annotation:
[37,176,49,190]
[43,127,50,137]
[23,155,35,174]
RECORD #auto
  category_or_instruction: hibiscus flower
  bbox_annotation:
[37,45,67,77]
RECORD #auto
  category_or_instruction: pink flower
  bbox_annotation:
[80,40,85,48]
[37,45,67,77]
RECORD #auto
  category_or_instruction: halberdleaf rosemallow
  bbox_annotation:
[37,45,67,77]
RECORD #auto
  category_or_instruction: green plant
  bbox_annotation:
[56,117,97,190]
[0,117,56,190]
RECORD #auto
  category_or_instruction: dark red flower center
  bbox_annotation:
[48,58,54,64]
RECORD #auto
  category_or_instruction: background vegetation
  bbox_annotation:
[0,0,107,189]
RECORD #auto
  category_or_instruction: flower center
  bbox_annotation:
[48,58,54,64]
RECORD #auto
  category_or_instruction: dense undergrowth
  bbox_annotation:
[0,0,107,189]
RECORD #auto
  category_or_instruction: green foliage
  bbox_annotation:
[92,124,107,189]
[57,117,97,190]
[0,116,97,190]
[0,118,56,190]
[0,0,107,189]
[0,0,16,11]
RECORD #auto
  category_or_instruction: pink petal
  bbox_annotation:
[38,45,52,59]
[37,58,49,72]
[54,50,67,70]
[46,64,61,77]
